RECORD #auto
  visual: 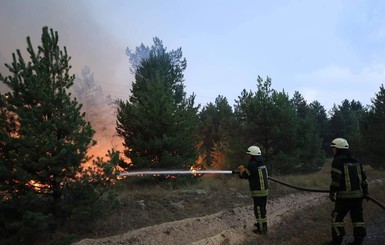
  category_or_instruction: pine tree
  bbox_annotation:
[72,66,105,121]
[327,99,366,157]
[198,95,235,170]
[361,84,385,169]
[233,77,324,174]
[290,92,324,172]
[117,39,199,171]
[0,27,118,244]
[308,100,328,152]
[71,66,118,150]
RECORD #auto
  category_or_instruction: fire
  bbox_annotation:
[27,180,49,193]
[81,132,125,173]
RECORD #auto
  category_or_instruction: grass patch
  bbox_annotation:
[65,160,385,245]
[243,178,385,244]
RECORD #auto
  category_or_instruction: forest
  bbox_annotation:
[1,27,385,244]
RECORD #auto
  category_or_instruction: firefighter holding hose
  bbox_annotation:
[237,145,269,234]
[328,138,368,245]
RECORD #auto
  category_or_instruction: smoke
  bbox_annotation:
[0,0,130,157]
[1,1,132,90]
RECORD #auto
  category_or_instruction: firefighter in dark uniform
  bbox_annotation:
[328,138,368,245]
[238,145,269,234]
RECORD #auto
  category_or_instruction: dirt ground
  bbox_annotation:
[73,192,328,245]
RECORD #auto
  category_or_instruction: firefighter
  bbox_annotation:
[328,138,368,245]
[238,145,269,234]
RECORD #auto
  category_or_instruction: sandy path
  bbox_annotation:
[73,192,328,245]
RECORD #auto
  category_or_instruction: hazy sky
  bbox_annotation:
[1,0,385,111]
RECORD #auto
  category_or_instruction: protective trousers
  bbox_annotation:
[331,198,366,243]
[253,196,267,232]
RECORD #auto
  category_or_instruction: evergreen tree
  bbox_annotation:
[117,39,199,170]
[0,27,118,244]
[126,37,184,75]
[290,92,324,172]
[71,66,117,144]
[126,42,150,74]
[234,76,298,174]
[198,95,235,169]
[327,99,366,156]
[308,100,328,152]
[72,66,105,121]
[268,88,298,174]
[233,77,323,174]
[361,84,385,169]
[234,76,276,162]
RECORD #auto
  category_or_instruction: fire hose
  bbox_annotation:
[267,176,385,210]
[119,170,385,210]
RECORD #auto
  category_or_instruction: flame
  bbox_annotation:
[80,129,125,172]
[27,180,50,193]
[189,166,203,176]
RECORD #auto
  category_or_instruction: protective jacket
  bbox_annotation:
[330,150,368,199]
[239,155,269,197]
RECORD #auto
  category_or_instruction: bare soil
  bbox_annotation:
[69,175,385,245]
[73,192,328,245]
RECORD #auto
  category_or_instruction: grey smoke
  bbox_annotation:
[0,0,132,156]
[0,0,132,99]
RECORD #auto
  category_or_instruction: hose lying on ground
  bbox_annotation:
[268,176,385,210]
[119,170,385,210]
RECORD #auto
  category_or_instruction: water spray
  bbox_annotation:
[119,170,234,176]
[119,169,385,210]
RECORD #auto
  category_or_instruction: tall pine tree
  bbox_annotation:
[0,27,118,244]
[198,95,235,170]
[233,77,323,174]
[117,39,199,170]
[290,92,324,172]
[361,84,385,169]
[327,99,366,157]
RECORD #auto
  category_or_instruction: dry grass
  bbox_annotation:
[70,175,253,240]
[242,163,385,245]
[243,184,385,245]
[66,161,385,244]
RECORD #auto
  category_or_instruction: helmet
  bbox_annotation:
[330,138,349,149]
[246,146,261,156]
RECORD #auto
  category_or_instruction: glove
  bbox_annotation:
[329,192,336,202]
[238,165,246,173]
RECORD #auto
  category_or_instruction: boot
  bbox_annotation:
[253,223,261,233]
[323,237,343,245]
[261,222,268,235]
[346,237,364,245]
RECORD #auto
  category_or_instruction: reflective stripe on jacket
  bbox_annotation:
[240,156,269,197]
[330,153,368,199]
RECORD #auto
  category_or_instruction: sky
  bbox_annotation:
[1,0,385,111]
